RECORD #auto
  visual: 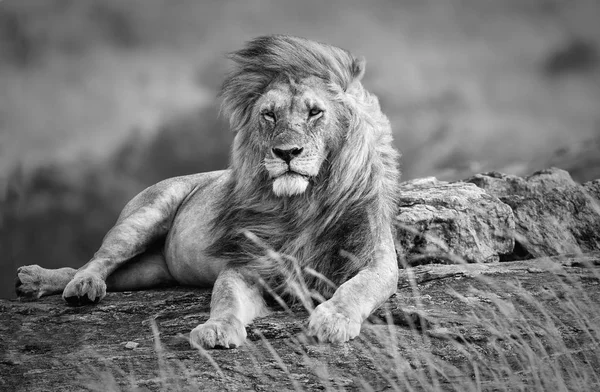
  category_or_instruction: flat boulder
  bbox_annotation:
[2,254,599,391]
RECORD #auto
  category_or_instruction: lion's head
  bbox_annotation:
[257,76,336,197]
[220,35,379,198]
[211,35,400,296]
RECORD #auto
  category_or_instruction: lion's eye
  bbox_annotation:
[308,108,323,118]
[262,111,276,122]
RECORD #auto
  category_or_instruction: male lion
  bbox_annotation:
[16,35,400,348]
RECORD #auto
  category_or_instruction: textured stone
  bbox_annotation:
[396,178,515,264]
[584,179,600,201]
[466,167,600,258]
[124,341,139,350]
[2,254,600,391]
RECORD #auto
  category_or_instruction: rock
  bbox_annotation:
[2,254,600,391]
[466,168,600,258]
[584,179,600,201]
[124,341,139,350]
[396,178,515,264]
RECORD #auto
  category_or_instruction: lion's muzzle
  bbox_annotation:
[264,145,321,197]
[272,146,304,163]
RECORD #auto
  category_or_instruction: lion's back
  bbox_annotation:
[116,170,230,223]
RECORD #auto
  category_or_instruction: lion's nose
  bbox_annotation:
[272,147,304,163]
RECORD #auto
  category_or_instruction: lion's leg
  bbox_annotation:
[189,268,269,349]
[307,230,399,343]
[62,178,197,305]
[16,266,77,299]
[106,248,175,291]
[16,250,175,299]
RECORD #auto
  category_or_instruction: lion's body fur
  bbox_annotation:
[16,35,401,347]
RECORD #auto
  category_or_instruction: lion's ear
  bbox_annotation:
[351,56,366,82]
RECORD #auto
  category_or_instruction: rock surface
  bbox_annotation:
[584,179,600,200]
[396,178,514,264]
[2,254,600,391]
[396,168,600,264]
[466,168,600,258]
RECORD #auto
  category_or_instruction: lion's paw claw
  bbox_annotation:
[62,273,106,306]
[307,302,361,343]
[190,316,247,349]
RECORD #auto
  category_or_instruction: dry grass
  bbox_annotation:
[73,255,600,391]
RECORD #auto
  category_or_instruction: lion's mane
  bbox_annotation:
[208,35,400,298]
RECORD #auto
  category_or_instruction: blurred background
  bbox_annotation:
[1,0,599,299]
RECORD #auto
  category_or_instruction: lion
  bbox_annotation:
[15,35,401,348]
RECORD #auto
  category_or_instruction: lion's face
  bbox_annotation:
[254,77,341,197]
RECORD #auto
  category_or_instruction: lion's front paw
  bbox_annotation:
[189,316,247,349]
[307,301,362,343]
[16,265,47,299]
[62,272,106,306]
